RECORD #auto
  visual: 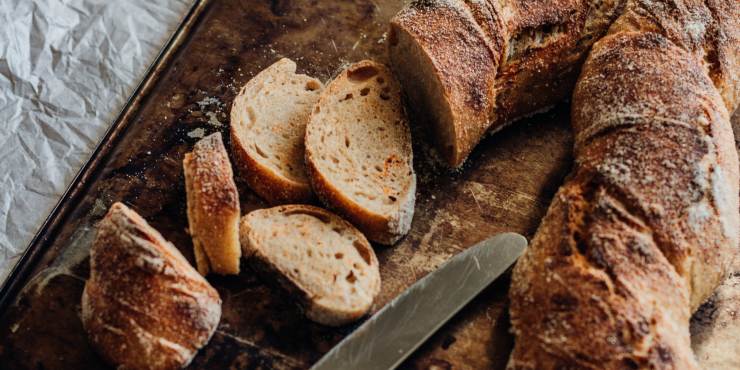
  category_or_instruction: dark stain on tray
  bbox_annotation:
[0,1,576,369]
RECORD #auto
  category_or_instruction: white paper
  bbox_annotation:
[0,0,192,283]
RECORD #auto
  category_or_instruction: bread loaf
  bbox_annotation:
[389,0,625,167]
[240,205,381,326]
[82,203,221,370]
[183,132,241,275]
[507,0,740,368]
[230,58,323,204]
[305,60,416,245]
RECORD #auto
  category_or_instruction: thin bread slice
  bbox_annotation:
[240,205,381,326]
[183,132,241,275]
[230,58,323,204]
[305,60,416,245]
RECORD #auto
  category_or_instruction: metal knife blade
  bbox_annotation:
[311,232,528,370]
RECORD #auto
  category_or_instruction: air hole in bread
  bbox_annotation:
[355,191,376,200]
[345,137,350,148]
[254,144,269,158]
[389,195,397,202]
[331,157,339,164]
[375,165,383,172]
[305,80,320,91]
[341,93,353,101]
[246,106,256,123]
[353,240,372,265]
[314,106,320,114]
[360,87,370,96]
[335,253,344,259]
[376,77,385,84]
[307,249,313,257]
[346,270,357,283]
[284,209,331,224]
[347,65,379,81]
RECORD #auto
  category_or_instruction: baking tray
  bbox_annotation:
[0,0,577,368]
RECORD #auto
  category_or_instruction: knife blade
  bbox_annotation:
[311,232,528,370]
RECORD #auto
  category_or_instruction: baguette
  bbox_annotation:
[305,60,416,245]
[230,58,323,204]
[389,0,624,167]
[82,203,221,370]
[507,1,740,368]
[183,132,241,275]
[240,205,381,326]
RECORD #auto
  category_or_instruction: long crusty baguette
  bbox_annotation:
[305,60,416,245]
[230,58,323,204]
[389,0,625,167]
[240,205,381,326]
[82,203,221,370]
[508,0,740,368]
[183,132,241,275]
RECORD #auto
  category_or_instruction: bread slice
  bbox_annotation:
[240,205,381,326]
[230,58,323,204]
[183,132,241,275]
[305,60,416,245]
[82,202,221,370]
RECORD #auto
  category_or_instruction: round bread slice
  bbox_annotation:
[82,202,221,370]
[183,132,241,276]
[240,205,381,326]
[305,60,416,245]
[230,58,323,204]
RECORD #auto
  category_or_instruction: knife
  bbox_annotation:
[311,232,528,370]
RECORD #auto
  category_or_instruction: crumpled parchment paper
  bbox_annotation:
[0,0,192,283]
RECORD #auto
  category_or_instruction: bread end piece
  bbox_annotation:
[184,132,241,275]
[389,1,498,167]
[82,202,221,370]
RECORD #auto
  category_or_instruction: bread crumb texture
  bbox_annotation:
[241,205,380,326]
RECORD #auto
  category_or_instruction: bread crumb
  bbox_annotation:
[187,128,206,139]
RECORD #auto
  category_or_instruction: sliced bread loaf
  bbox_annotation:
[305,60,416,245]
[240,205,381,326]
[183,132,241,275]
[230,58,323,204]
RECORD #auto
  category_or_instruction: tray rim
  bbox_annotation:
[0,0,211,313]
